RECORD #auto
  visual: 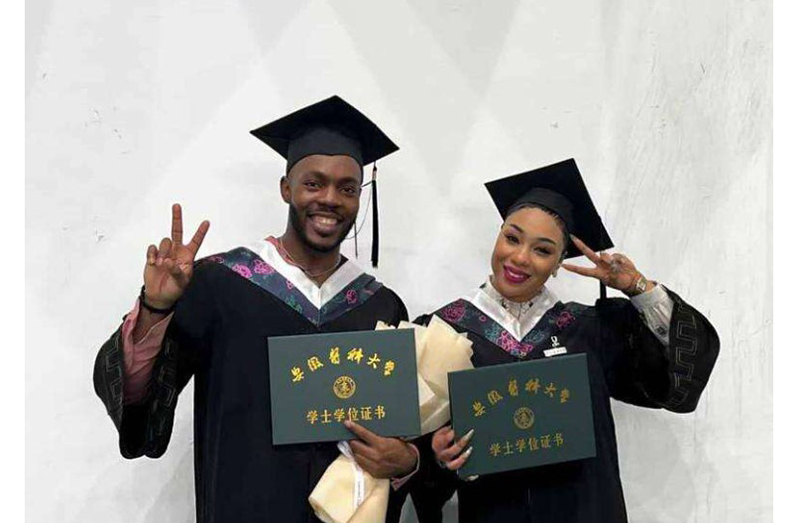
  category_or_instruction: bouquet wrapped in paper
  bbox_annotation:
[309,316,474,523]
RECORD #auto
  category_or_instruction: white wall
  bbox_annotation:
[26,1,771,521]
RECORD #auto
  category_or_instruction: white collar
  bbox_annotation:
[466,279,559,341]
[246,239,365,309]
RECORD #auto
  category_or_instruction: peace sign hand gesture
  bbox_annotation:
[561,235,650,296]
[143,204,210,309]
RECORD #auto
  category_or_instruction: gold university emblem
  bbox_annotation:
[333,376,356,399]
[513,407,535,429]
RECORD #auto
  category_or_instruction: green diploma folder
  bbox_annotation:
[268,329,421,445]
[448,353,596,476]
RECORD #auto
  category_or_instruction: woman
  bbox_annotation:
[406,159,719,523]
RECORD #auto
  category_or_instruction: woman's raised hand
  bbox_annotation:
[143,204,210,309]
[561,235,645,294]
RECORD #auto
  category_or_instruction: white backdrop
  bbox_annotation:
[26,1,771,521]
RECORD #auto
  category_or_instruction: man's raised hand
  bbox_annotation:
[143,204,210,309]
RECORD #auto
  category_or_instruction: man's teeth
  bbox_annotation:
[314,217,338,226]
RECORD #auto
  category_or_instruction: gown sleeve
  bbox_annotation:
[597,286,720,413]
[92,261,216,458]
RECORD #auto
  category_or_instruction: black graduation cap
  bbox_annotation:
[250,95,399,173]
[250,95,400,267]
[484,158,613,260]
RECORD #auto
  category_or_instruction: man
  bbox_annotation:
[93,96,419,522]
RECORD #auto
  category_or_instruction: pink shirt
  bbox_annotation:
[120,298,173,404]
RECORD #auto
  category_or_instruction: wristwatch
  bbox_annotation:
[631,274,649,295]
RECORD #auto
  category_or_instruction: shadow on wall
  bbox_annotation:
[71,443,194,522]
[325,0,523,195]
[615,404,700,523]
[142,447,196,523]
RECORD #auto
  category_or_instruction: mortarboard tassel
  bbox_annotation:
[370,163,379,268]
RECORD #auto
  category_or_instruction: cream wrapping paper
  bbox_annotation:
[309,442,390,523]
[308,317,474,523]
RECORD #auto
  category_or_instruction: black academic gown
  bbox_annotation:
[402,286,719,523]
[93,244,408,523]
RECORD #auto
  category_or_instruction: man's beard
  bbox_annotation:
[288,203,356,253]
